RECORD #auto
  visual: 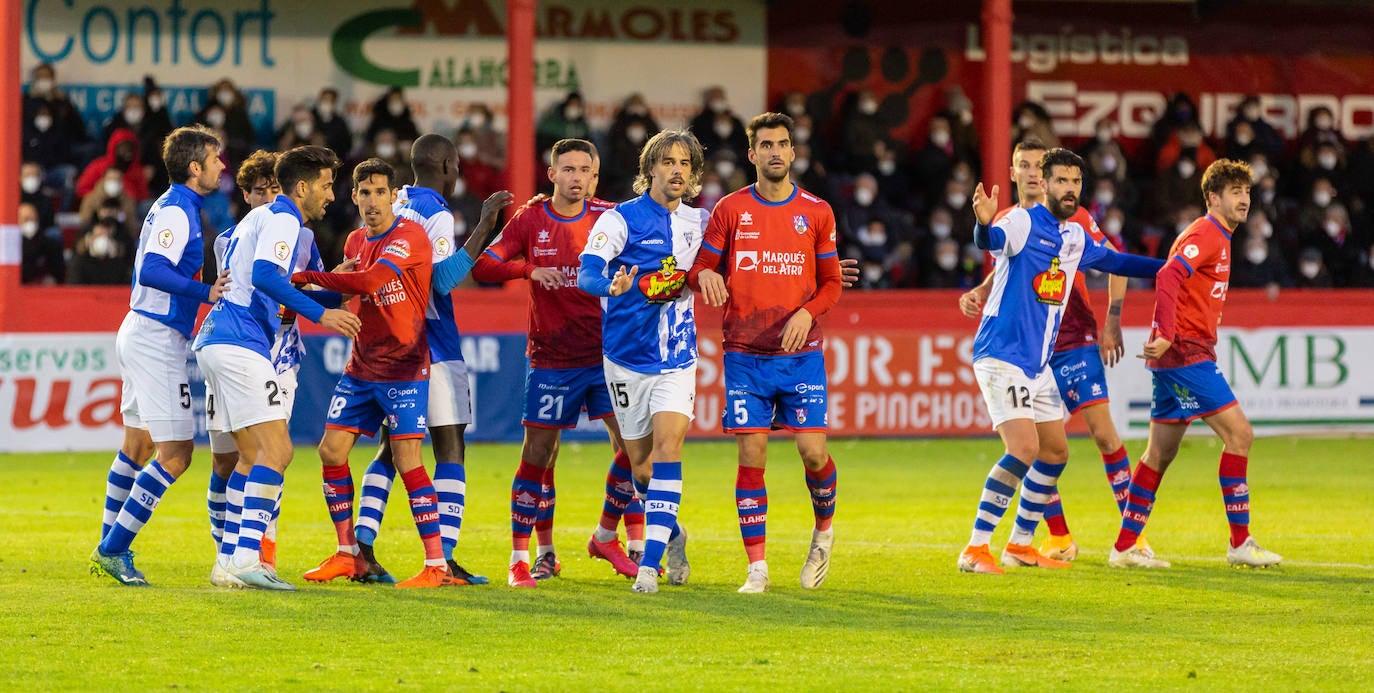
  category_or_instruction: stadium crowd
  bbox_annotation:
[18,64,1374,290]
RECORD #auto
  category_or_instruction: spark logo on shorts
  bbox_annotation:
[1032,256,1067,305]
[638,255,686,303]
[383,239,411,259]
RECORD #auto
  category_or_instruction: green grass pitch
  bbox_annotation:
[2,436,1371,690]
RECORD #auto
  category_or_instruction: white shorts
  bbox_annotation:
[206,367,298,453]
[428,359,473,427]
[603,357,696,441]
[116,312,195,442]
[974,357,1063,429]
[196,344,289,432]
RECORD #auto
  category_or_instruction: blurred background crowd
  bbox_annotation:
[18,63,1374,292]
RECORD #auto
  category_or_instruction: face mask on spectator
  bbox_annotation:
[1254,221,1273,237]
[929,130,950,148]
[1314,115,1333,130]
[32,78,53,95]
[89,233,113,258]
[22,176,41,194]
[1261,186,1276,204]
[860,224,886,247]
[858,98,878,116]
[217,88,235,107]
[1095,190,1114,207]
[716,160,735,179]
[1177,160,1196,178]
[103,179,123,198]
[1318,152,1337,170]
[206,109,226,128]
[792,158,809,174]
[1243,105,1261,121]
[627,125,647,144]
[931,222,952,239]
[1096,127,1112,143]
[21,220,39,239]
[294,121,314,139]
[1018,113,1036,130]
[713,120,732,138]
[853,187,874,207]
[627,103,648,117]
[34,115,52,132]
[388,98,405,117]
[710,98,728,114]
[1325,220,1343,238]
[785,99,806,117]
[564,105,583,120]
[1104,217,1123,235]
[148,94,164,111]
[946,192,966,209]
[1250,162,1268,181]
[863,265,883,283]
[376,142,397,159]
[468,112,487,128]
[1176,220,1190,234]
[124,108,144,126]
[937,252,958,271]
[878,160,896,176]
[794,127,810,143]
[459,142,478,159]
[453,215,468,237]
[1235,132,1253,146]
[1246,247,1268,264]
[452,177,466,198]
[1300,261,1320,279]
[318,100,335,119]
[702,182,723,199]
[1313,189,1332,207]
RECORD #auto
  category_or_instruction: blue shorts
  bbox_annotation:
[1050,344,1110,415]
[723,351,828,433]
[522,365,614,429]
[1149,361,1238,423]
[326,374,429,440]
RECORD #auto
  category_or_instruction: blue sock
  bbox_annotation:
[355,457,396,546]
[100,460,176,555]
[433,461,465,561]
[101,451,142,540]
[970,453,1030,546]
[640,461,683,571]
[208,472,229,546]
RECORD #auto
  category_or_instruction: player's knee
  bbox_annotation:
[1039,441,1069,464]
[1227,421,1254,455]
[798,444,829,471]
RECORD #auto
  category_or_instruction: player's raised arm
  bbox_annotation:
[470,205,542,285]
[970,182,1000,249]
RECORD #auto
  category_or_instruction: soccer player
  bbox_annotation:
[90,125,231,586]
[957,137,1137,562]
[195,145,361,590]
[689,112,843,593]
[1109,159,1282,570]
[957,148,1164,575]
[347,134,511,585]
[292,157,467,588]
[578,129,709,593]
[470,138,641,587]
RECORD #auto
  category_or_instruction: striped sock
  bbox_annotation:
[640,462,683,571]
[1115,462,1163,552]
[232,466,283,568]
[219,471,247,563]
[433,461,465,561]
[736,465,767,563]
[970,454,1030,546]
[535,465,556,556]
[1102,445,1132,514]
[207,472,229,546]
[322,463,357,555]
[101,451,143,540]
[1010,460,1066,545]
[1219,452,1250,548]
[1042,489,1070,536]
[594,449,635,544]
[804,457,837,532]
[400,466,445,567]
[355,457,395,546]
[100,460,176,554]
[510,461,543,565]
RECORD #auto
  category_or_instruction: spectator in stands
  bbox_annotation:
[1298,106,1347,170]
[536,90,592,154]
[1300,141,1348,200]
[19,201,64,285]
[1011,101,1059,149]
[792,141,831,200]
[708,149,747,195]
[944,87,980,162]
[1225,96,1283,163]
[455,127,503,200]
[1352,242,1374,287]
[941,177,976,244]
[912,114,959,209]
[102,93,150,150]
[873,139,910,210]
[462,102,506,169]
[1231,231,1288,292]
[1152,153,1203,226]
[277,104,327,150]
[447,175,482,243]
[696,170,726,211]
[1298,177,1339,240]
[1100,206,1131,252]
[1145,92,1201,169]
[1082,118,1129,186]
[366,87,421,150]
[1349,136,1374,213]
[68,205,132,285]
[76,129,149,206]
[1294,246,1333,288]
[840,88,886,173]
[194,78,256,162]
[1155,121,1216,175]
[841,173,897,253]
[1086,177,1121,223]
[77,168,138,236]
[776,89,809,120]
[140,78,175,193]
[689,86,748,166]
[22,101,75,181]
[20,161,56,234]
[368,128,414,189]
[924,236,976,289]
[1304,201,1363,285]
[23,62,92,164]
[606,93,659,199]
[313,88,354,160]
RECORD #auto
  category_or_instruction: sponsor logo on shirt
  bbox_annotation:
[537,230,551,243]
[1032,256,1067,305]
[640,238,666,246]
[739,212,753,226]
[383,239,411,259]
[638,255,686,303]
[736,250,758,271]
[532,247,559,257]
[157,228,174,248]
[793,215,809,234]
[735,229,760,240]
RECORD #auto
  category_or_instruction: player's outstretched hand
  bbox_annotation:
[320,308,362,338]
[1139,336,1171,360]
[971,182,999,226]
[332,256,358,273]
[1100,320,1125,367]
[839,257,860,288]
[529,266,566,290]
[780,308,814,352]
[481,190,516,222]
[608,265,639,297]
[522,193,550,209]
[697,269,728,307]
[957,286,988,318]
[208,270,231,303]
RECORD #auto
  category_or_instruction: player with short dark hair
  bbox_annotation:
[1109,159,1282,570]
[689,112,844,593]
[957,148,1164,575]
[90,125,231,586]
[578,129,709,593]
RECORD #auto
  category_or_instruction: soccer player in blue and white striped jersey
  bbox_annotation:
[91,125,231,586]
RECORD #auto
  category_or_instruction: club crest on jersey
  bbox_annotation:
[1032,257,1067,305]
[638,255,686,303]
[157,228,174,248]
[434,237,451,257]
[273,241,290,261]
[383,239,411,259]
[793,215,809,234]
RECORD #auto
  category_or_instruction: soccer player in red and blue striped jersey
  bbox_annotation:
[689,112,843,593]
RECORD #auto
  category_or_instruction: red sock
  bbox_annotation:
[736,465,767,563]
[1219,452,1250,548]
[599,449,633,533]
[805,457,837,532]
[399,466,444,565]
[1114,462,1162,552]
[322,463,356,552]
[1043,491,1071,536]
[511,461,543,554]
[535,465,555,549]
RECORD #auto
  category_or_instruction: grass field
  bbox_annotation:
[2,436,1371,691]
